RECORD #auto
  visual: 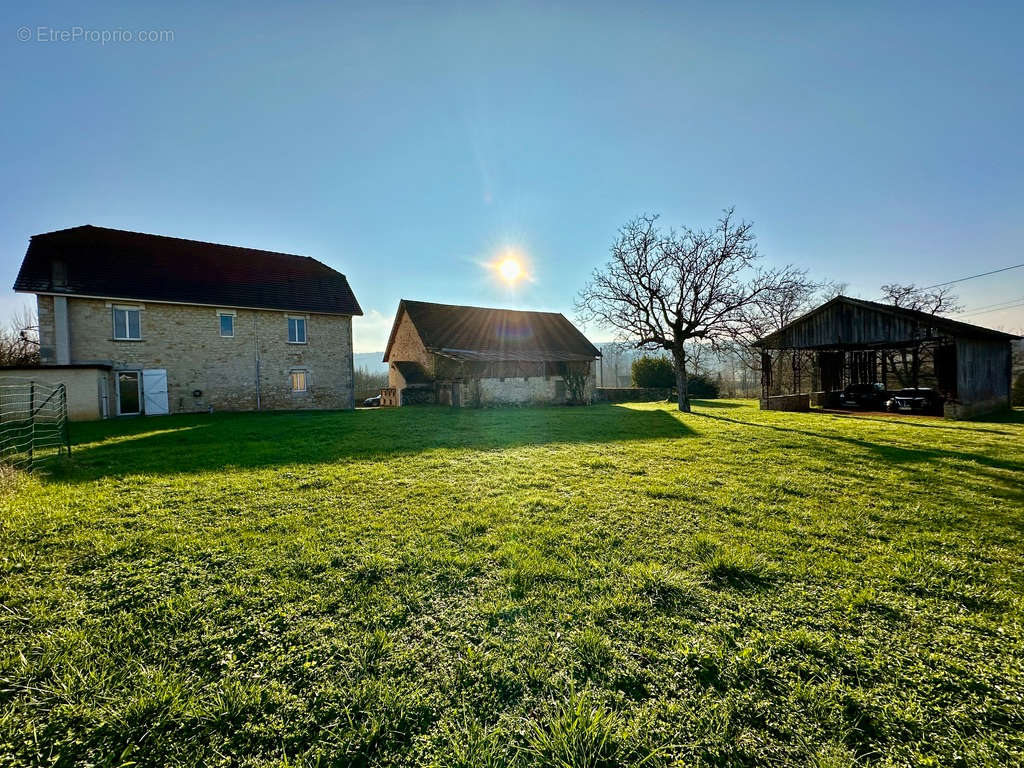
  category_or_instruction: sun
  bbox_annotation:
[498,257,524,283]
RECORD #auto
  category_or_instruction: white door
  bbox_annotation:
[142,369,169,415]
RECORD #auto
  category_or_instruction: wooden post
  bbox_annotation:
[61,383,71,457]
[28,381,35,467]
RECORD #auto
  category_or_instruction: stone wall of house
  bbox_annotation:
[52,296,353,413]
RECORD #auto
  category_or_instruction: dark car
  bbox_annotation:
[838,382,889,410]
[362,395,382,407]
[886,388,944,415]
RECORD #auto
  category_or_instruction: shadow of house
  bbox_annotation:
[58,404,695,482]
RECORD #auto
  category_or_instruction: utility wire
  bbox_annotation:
[921,263,1024,291]
[953,295,1024,315]
[956,299,1024,318]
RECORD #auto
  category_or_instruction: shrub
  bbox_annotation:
[687,374,720,399]
[631,355,674,388]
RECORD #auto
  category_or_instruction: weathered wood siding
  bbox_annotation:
[956,339,1011,406]
[766,303,941,349]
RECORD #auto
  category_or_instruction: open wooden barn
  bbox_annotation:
[754,296,1019,418]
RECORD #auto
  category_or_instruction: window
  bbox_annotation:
[113,307,141,340]
[219,314,234,337]
[290,370,308,392]
[287,316,306,343]
[51,260,67,288]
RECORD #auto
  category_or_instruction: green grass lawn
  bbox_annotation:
[2,401,1023,767]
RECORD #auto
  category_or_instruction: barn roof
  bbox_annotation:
[756,295,1019,349]
[13,225,362,316]
[383,300,601,363]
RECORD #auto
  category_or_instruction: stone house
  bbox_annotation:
[11,225,362,418]
[381,300,601,407]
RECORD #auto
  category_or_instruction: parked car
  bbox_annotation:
[362,394,382,407]
[886,388,944,415]
[838,382,889,410]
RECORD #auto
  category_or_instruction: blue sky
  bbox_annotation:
[2,1,1022,351]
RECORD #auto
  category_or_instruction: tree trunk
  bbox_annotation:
[674,349,690,412]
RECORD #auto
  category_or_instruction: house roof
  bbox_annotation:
[13,225,362,316]
[383,300,602,363]
[756,295,1020,349]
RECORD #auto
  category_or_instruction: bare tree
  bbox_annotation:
[880,283,962,315]
[0,306,40,367]
[561,361,590,404]
[878,283,961,388]
[733,275,830,359]
[576,208,805,412]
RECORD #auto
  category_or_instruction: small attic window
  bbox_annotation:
[51,260,67,288]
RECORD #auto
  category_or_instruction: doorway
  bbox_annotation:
[117,371,141,415]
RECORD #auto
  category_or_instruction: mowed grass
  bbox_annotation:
[1,400,1023,767]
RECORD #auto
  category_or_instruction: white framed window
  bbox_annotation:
[287,316,307,344]
[290,370,308,393]
[218,312,235,337]
[112,306,141,340]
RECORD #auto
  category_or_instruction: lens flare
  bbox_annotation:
[498,257,523,283]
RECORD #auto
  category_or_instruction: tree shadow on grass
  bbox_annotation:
[819,409,1019,436]
[56,404,696,482]
[695,411,1024,475]
[689,399,746,409]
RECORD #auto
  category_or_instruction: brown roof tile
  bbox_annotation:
[384,300,601,362]
[13,225,362,315]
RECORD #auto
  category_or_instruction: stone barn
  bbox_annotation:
[754,295,1020,418]
[381,300,601,407]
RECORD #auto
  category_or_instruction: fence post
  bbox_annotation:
[28,380,35,468]
[61,383,71,457]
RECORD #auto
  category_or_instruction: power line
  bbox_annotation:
[921,263,1024,290]
[954,295,1024,316]
[956,299,1024,318]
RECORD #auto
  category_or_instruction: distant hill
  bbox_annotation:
[354,352,388,376]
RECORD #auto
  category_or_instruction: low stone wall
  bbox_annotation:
[810,391,836,407]
[760,393,810,412]
[594,387,671,403]
[943,396,1011,420]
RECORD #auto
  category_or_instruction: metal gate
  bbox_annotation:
[0,379,71,469]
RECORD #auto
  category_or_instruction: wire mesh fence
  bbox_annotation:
[0,379,71,470]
